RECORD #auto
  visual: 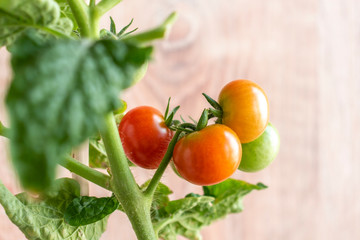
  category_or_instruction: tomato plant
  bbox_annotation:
[0,0,278,239]
[173,124,241,186]
[218,79,269,143]
[118,106,173,169]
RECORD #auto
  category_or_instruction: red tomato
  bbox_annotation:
[218,79,269,143]
[118,106,173,169]
[173,124,241,186]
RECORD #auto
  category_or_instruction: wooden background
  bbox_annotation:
[1,0,360,239]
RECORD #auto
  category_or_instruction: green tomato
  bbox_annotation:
[238,122,280,172]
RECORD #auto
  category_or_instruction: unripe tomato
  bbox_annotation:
[218,80,269,143]
[239,123,280,172]
[118,106,173,169]
[173,124,241,186]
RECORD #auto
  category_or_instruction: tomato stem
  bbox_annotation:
[67,0,91,37]
[144,130,182,197]
[59,156,112,191]
[100,112,157,240]
[96,0,124,17]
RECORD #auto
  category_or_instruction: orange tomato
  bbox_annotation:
[173,124,241,186]
[218,80,269,143]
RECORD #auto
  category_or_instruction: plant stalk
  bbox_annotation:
[67,0,91,37]
[71,141,90,195]
[96,0,123,17]
[100,113,157,240]
[59,155,112,191]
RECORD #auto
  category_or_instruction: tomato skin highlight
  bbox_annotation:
[173,124,242,186]
[218,79,269,143]
[118,106,174,169]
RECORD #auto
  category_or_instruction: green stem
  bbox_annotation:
[58,156,112,191]
[145,130,181,197]
[96,0,123,17]
[89,0,96,7]
[100,113,157,240]
[67,0,90,37]
[89,6,100,39]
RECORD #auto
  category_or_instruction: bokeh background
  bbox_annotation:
[1,0,360,239]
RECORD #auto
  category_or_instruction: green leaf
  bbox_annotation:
[64,195,119,226]
[89,134,135,168]
[124,12,178,44]
[0,0,73,47]
[155,196,214,240]
[154,179,266,240]
[89,136,110,169]
[0,178,109,240]
[203,179,267,219]
[6,32,152,191]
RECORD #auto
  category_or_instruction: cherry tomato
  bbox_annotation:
[118,106,173,169]
[218,79,269,143]
[239,122,280,172]
[173,124,241,186]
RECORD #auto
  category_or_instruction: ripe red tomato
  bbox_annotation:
[173,124,241,186]
[218,79,269,143]
[118,106,173,169]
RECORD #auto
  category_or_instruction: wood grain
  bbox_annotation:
[1,0,359,239]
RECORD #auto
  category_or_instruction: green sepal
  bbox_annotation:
[202,93,222,110]
[196,109,209,131]
[110,16,116,34]
[117,18,137,38]
[164,106,180,127]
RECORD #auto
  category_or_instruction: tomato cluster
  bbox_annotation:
[118,79,279,186]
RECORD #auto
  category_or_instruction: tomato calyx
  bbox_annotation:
[169,109,210,135]
[196,109,208,131]
[202,93,223,124]
[163,98,180,128]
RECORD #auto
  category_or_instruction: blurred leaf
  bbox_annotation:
[0,0,73,46]
[55,0,78,30]
[6,32,152,191]
[89,137,110,169]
